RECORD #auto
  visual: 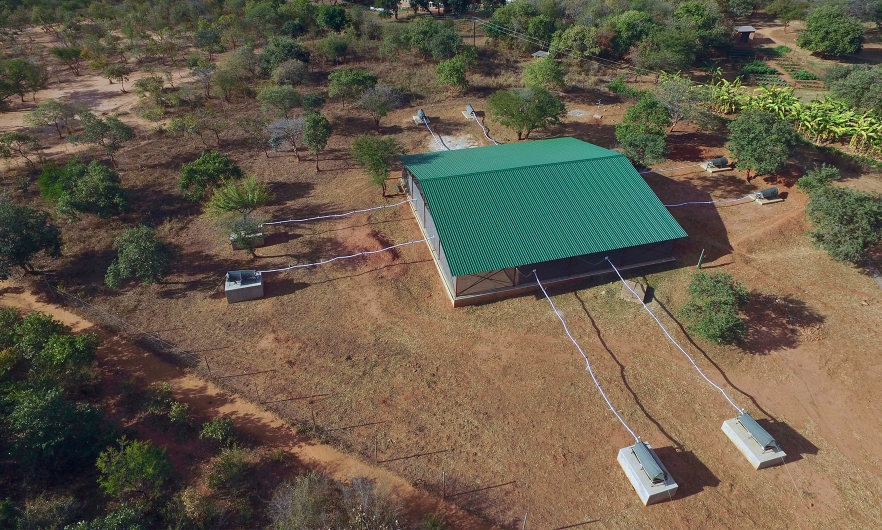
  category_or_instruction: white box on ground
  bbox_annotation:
[722,417,787,469]
[617,442,678,505]
[225,270,264,303]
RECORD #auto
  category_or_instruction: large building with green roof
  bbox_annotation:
[399,137,687,306]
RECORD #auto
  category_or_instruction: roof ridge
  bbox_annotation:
[415,152,628,181]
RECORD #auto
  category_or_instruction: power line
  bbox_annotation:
[604,257,744,414]
[259,237,432,274]
[520,267,641,442]
[261,200,414,226]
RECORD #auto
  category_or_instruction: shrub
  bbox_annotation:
[200,417,237,447]
[207,446,250,493]
[37,160,128,220]
[168,401,190,429]
[678,272,749,345]
[791,69,819,80]
[146,382,175,414]
[179,151,244,201]
[105,226,172,289]
[742,61,780,76]
[96,437,173,502]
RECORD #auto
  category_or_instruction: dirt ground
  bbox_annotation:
[3,22,882,529]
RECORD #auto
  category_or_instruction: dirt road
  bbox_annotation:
[0,282,496,530]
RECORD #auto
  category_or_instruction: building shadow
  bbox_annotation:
[263,277,310,299]
[654,446,720,498]
[642,171,742,265]
[742,293,825,355]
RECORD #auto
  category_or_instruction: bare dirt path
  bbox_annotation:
[0,281,496,530]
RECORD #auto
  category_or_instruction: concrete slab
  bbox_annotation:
[755,196,784,205]
[618,442,678,505]
[722,418,787,469]
[621,280,647,303]
[225,270,264,303]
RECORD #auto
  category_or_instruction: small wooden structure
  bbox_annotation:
[734,26,756,43]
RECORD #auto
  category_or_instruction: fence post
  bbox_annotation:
[203,355,212,377]
[522,512,528,530]
[442,471,446,499]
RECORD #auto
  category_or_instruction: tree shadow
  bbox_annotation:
[157,250,237,299]
[268,181,315,205]
[653,446,720,499]
[742,293,825,354]
[666,130,728,162]
[54,246,119,290]
[652,297,777,421]
[560,121,618,151]
[574,292,684,450]
[127,184,202,223]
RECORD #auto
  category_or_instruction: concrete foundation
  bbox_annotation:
[230,232,266,250]
[620,280,647,303]
[617,442,678,505]
[225,270,264,303]
[722,418,787,469]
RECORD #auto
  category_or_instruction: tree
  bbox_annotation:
[257,85,302,118]
[132,76,165,107]
[317,5,350,33]
[50,46,83,75]
[350,135,405,196]
[726,108,799,180]
[69,112,134,167]
[302,112,333,171]
[30,333,101,389]
[213,68,248,102]
[193,20,223,60]
[403,18,461,60]
[0,197,61,278]
[797,4,864,57]
[355,86,401,132]
[522,57,565,91]
[272,60,308,86]
[327,68,377,108]
[23,99,79,138]
[826,65,882,115]
[0,132,41,168]
[190,61,216,99]
[374,0,400,19]
[101,64,131,92]
[609,10,654,58]
[316,35,350,67]
[615,94,671,166]
[435,57,469,93]
[487,87,566,140]
[549,25,601,66]
[38,160,128,220]
[653,73,704,132]
[259,36,311,76]
[678,272,749,345]
[179,151,244,201]
[266,118,305,160]
[208,176,273,226]
[767,0,809,30]
[96,438,173,502]
[797,165,882,263]
[105,225,172,289]
[0,58,48,103]
[7,387,103,473]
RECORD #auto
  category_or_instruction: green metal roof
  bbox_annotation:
[401,137,687,277]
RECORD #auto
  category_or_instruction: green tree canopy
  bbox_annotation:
[0,197,61,278]
[50,46,83,75]
[207,175,274,225]
[327,68,377,108]
[179,151,244,201]
[68,112,134,167]
[678,271,750,345]
[797,4,864,56]
[23,99,80,139]
[96,438,173,502]
[522,57,565,91]
[38,160,128,220]
[549,24,601,65]
[797,165,882,263]
[435,57,469,93]
[302,112,333,170]
[726,108,799,179]
[653,73,705,132]
[614,94,671,166]
[349,135,405,196]
[257,85,302,118]
[105,225,172,289]
[402,18,462,60]
[259,36,311,76]
[317,5,350,33]
[487,87,566,140]
[0,132,41,168]
[826,64,882,115]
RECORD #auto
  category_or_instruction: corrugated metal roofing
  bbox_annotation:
[402,137,687,277]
